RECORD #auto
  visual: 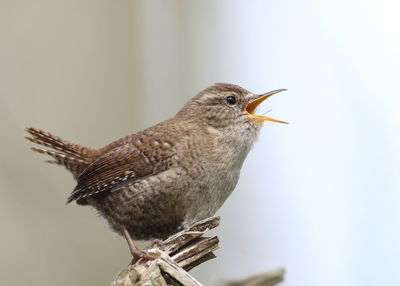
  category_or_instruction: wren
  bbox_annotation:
[26,83,287,259]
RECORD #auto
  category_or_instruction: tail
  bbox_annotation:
[25,127,99,179]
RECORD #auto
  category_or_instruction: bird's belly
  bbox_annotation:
[87,168,188,240]
[88,190,186,240]
[87,165,241,239]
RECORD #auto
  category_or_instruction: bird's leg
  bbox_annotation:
[145,239,163,250]
[123,227,156,263]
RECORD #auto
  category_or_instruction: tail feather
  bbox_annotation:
[30,147,86,165]
[26,136,85,160]
[25,127,99,179]
[25,127,94,158]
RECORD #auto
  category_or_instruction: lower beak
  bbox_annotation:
[244,89,288,124]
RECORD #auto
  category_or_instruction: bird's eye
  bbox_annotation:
[225,96,237,105]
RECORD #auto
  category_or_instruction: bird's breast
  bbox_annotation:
[180,129,252,225]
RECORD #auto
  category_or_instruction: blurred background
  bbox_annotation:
[1,0,399,285]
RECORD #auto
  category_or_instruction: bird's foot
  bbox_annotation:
[129,249,158,264]
[130,239,163,263]
[123,227,161,264]
[145,239,163,250]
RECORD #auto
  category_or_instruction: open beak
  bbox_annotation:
[244,89,288,124]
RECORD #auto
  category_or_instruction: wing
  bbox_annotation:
[67,141,173,204]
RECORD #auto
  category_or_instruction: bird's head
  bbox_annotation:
[177,83,288,130]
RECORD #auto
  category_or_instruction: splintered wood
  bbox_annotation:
[110,216,284,286]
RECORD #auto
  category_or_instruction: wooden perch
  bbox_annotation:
[220,268,285,286]
[110,216,284,286]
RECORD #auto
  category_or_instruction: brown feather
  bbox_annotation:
[25,127,99,178]
[68,133,175,203]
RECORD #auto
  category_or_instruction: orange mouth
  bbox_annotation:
[244,89,288,124]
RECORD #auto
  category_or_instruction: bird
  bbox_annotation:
[25,83,287,260]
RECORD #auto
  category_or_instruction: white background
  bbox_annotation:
[1,1,399,285]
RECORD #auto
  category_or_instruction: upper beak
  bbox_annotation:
[244,89,288,124]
